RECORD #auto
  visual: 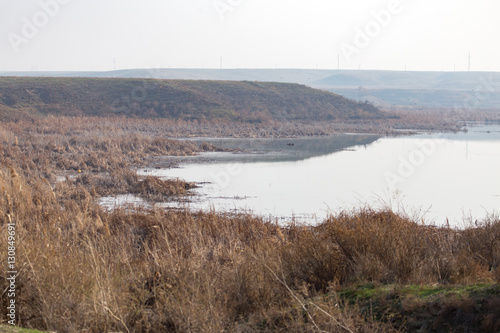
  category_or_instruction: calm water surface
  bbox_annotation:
[138,125,500,226]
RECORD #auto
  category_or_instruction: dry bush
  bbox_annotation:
[279,224,347,292]
[131,176,195,199]
[0,167,398,332]
[1,166,499,332]
[460,216,500,272]
[320,209,497,284]
[1,115,500,332]
[322,209,432,283]
[72,169,194,202]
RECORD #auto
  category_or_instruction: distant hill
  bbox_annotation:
[310,70,500,90]
[3,69,499,91]
[0,77,384,122]
[0,68,332,85]
[330,88,500,109]
[3,69,499,108]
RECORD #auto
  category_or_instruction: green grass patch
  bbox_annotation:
[0,326,49,333]
[334,283,500,331]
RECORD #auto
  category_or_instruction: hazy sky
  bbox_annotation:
[1,0,499,72]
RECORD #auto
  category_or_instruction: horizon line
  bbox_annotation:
[1,68,500,74]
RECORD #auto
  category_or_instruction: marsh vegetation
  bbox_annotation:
[0,112,499,332]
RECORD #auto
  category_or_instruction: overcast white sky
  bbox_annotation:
[1,0,499,72]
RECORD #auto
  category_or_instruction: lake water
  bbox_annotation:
[137,125,500,226]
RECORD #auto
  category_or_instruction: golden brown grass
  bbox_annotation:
[0,166,498,332]
[382,106,500,132]
[0,116,499,332]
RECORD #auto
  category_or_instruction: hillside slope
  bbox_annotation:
[4,69,500,108]
[0,77,384,121]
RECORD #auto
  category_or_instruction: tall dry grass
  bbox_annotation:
[322,210,499,285]
[0,167,366,331]
[0,116,499,332]
[0,166,498,332]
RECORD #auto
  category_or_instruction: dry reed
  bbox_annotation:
[0,116,498,332]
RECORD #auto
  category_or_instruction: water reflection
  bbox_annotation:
[183,134,381,163]
[139,125,500,226]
